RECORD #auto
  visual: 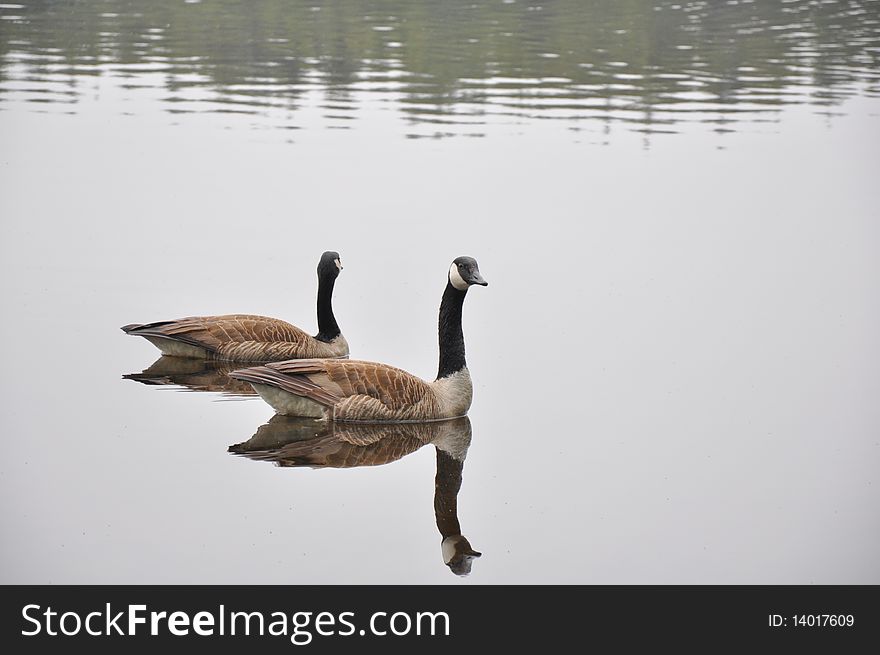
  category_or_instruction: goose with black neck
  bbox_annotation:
[230,256,488,422]
[121,251,349,362]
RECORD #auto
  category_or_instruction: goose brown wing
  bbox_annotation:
[266,359,435,411]
[126,315,312,354]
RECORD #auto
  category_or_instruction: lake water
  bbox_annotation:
[1,0,878,584]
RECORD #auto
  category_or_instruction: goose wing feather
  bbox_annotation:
[266,359,432,409]
[229,365,343,407]
[125,315,314,357]
[265,358,440,421]
[132,314,310,346]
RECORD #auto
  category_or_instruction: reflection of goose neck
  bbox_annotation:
[435,445,481,576]
[434,448,464,539]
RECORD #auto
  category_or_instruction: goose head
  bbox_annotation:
[318,250,343,280]
[448,256,488,291]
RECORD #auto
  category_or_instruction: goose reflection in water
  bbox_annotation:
[229,415,481,576]
[123,356,258,397]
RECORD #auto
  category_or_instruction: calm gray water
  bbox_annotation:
[1,0,879,584]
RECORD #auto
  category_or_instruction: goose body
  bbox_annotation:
[230,256,487,422]
[122,251,348,363]
[230,359,473,421]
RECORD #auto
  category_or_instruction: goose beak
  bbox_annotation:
[468,271,488,287]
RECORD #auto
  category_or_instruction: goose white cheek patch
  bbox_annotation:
[441,536,460,564]
[449,264,468,290]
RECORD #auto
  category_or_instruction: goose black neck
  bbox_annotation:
[437,282,467,379]
[315,274,340,342]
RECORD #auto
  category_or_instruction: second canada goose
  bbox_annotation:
[230,256,487,421]
[121,251,348,362]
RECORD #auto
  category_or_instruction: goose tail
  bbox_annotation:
[230,366,339,407]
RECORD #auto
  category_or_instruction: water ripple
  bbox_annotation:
[1,0,878,138]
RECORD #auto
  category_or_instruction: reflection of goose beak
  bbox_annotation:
[441,535,482,577]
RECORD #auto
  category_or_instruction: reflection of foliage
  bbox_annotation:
[2,0,878,125]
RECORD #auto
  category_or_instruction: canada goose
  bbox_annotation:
[121,251,348,362]
[123,356,258,397]
[229,256,487,421]
[229,415,480,576]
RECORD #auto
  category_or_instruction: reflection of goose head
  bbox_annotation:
[432,417,479,576]
[123,355,257,396]
[441,535,482,577]
[229,416,480,576]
